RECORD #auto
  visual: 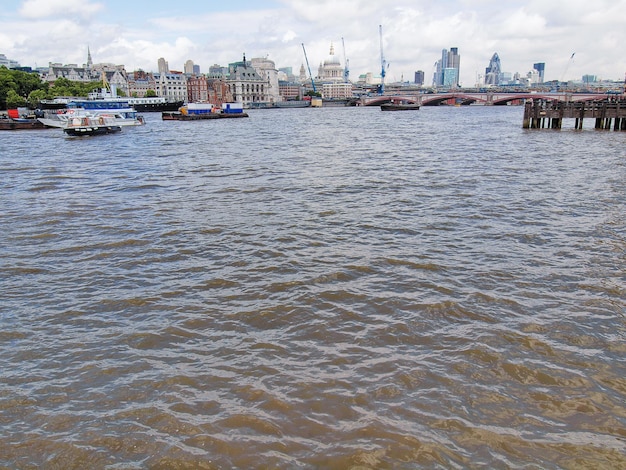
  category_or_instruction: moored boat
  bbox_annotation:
[1,109,46,130]
[162,102,248,120]
[127,97,184,112]
[381,102,421,111]
[37,82,144,127]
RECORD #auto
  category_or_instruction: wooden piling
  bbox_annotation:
[524,97,626,131]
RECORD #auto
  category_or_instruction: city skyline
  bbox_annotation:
[1,0,625,85]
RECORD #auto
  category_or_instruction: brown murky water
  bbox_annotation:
[1,106,625,469]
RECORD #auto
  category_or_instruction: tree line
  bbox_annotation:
[0,67,127,109]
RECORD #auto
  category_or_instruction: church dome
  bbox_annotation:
[323,43,341,66]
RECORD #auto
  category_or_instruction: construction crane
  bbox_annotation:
[560,52,575,84]
[342,37,350,83]
[301,43,316,94]
[379,25,387,95]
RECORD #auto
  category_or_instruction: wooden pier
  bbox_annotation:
[523,97,626,130]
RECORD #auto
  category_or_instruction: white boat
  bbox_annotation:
[38,108,144,128]
[38,83,145,128]
[62,115,123,136]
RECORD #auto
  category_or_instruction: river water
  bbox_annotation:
[1,105,625,469]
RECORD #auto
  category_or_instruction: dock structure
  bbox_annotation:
[523,97,626,131]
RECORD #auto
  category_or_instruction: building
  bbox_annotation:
[250,57,281,104]
[187,75,210,102]
[208,64,228,79]
[321,82,353,99]
[184,60,195,75]
[227,54,271,105]
[154,71,187,102]
[533,62,545,83]
[1,53,20,69]
[278,67,295,82]
[207,79,233,105]
[278,81,304,100]
[127,70,158,98]
[582,74,598,85]
[485,53,502,85]
[157,58,169,75]
[317,44,345,83]
[434,47,460,87]
[299,64,308,83]
[414,70,425,86]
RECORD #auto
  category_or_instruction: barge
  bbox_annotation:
[162,102,248,120]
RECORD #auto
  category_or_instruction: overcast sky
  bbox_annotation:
[2,0,625,85]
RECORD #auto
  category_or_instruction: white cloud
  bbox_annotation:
[19,0,103,20]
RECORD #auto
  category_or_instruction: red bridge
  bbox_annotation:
[361,92,611,106]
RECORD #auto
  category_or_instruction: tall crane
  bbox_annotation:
[342,37,350,83]
[379,25,387,95]
[560,52,575,84]
[301,43,316,94]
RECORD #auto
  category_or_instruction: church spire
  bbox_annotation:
[87,46,93,68]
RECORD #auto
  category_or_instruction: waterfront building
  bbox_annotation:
[187,75,210,102]
[227,54,271,105]
[154,71,188,102]
[278,81,304,100]
[250,57,281,104]
[321,82,353,100]
[207,79,233,105]
[186,76,233,105]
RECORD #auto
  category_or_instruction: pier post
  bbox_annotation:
[522,101,531,128]
[578,102,584,129]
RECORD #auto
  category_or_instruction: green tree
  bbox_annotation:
[6,89,26,108]
[0,67,17,109]
[145,89,157,97]
[27,89,48,108]
[0,67,47,109]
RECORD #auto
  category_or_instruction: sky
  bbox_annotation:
[1,0,626,86]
